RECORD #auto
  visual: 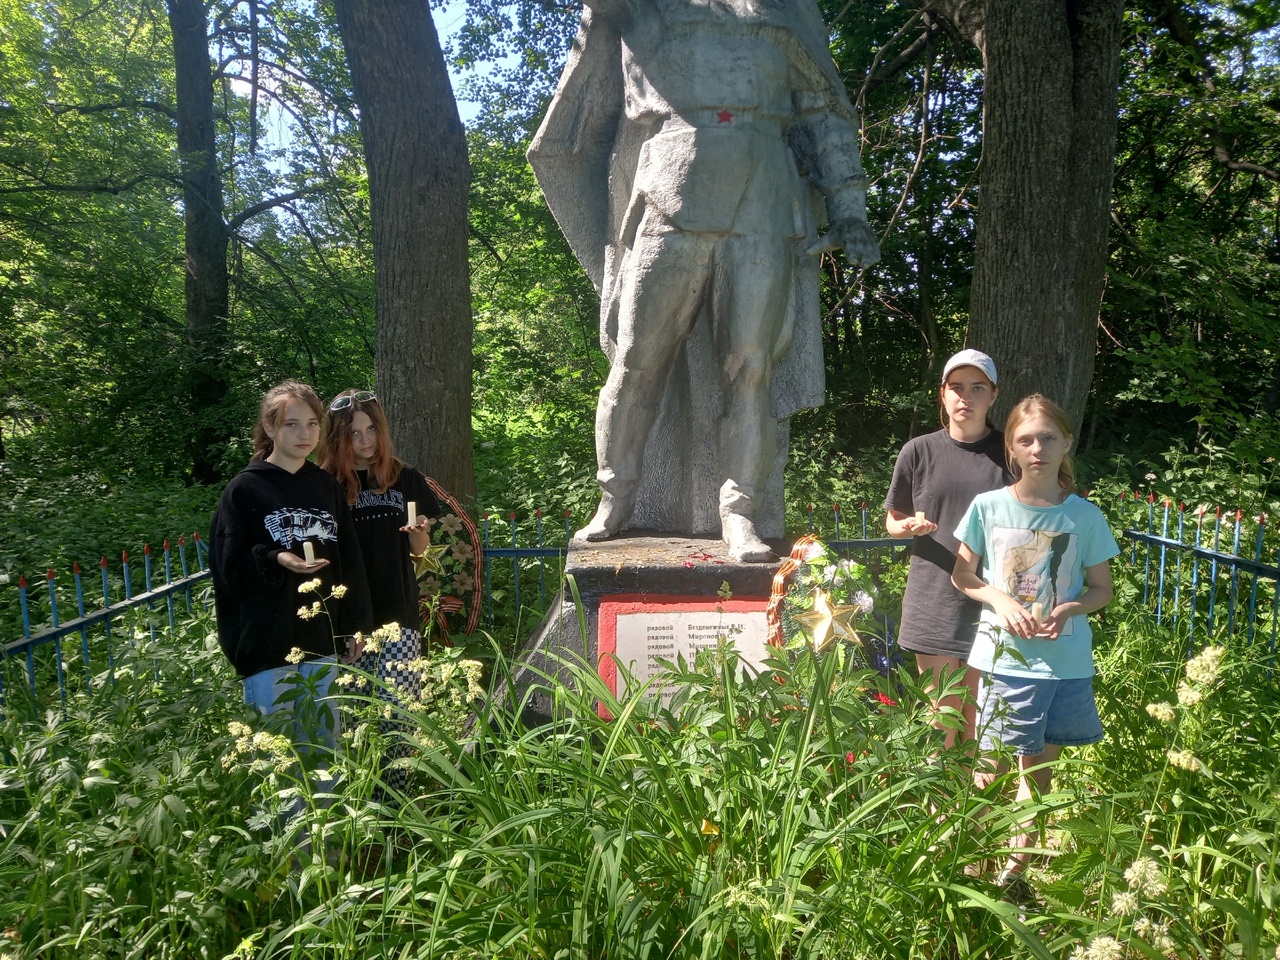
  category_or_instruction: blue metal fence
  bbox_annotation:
[2,535,211,713]
[1119,495,1278,671]
[14,495,1272,711]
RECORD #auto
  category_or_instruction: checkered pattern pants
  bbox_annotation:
[355,626,421,796]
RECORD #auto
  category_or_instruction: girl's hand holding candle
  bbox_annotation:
[303,541,316,564]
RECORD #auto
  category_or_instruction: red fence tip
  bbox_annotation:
[178,535,185,546]
[73,562,80,575]
[163,539,170,550]
[535,508,543,518]
[509,511,516,520]
[47,568,55,581]
[122,550,129,563]
[1179,502,1186,512]
[1215,506,1222,519]
[483,512,490,520]
[1163,498,1171,508]
[18,574,26,589]
[564,510,571,518]
[1236,509,1243,522]
[1258,513,1267,526]
[807,503,815,511]
[193,530,201,541]
[1133,490,1140,500]
[861,500,867,510]
[833,502,840,512]
[100,557,108,567]
[144,543,152,555]
[1148,492,1156,503]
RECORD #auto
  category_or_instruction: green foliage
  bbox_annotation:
[3,563,1279,957]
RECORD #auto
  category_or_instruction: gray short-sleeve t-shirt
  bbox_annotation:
[885,427,1009,659]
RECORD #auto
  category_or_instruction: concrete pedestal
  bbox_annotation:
[502,532,787,726]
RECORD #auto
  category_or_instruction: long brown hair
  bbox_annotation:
[318,389,403,504]
[1003,394,1077,493]
[251,380,323,461]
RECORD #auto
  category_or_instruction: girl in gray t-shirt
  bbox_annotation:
[884,349,1010,749]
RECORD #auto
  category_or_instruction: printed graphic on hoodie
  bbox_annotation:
[264,507,337,549]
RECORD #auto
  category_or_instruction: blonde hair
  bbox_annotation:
[1003,394,1077,493]
[251,381,323,461]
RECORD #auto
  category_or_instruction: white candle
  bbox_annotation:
[915,511,926,523]
[407,501,417,525]
[1031,601,1044,622]
[303,541,315,564]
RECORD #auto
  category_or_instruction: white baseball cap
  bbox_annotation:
[941,348,998,385]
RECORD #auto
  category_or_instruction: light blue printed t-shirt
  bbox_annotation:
[954,488,1120,679]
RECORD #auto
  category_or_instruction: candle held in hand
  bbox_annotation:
[303,541,315,564]
[915,511,926,523]
[407,501,417,525]
[1031,601,1044,623]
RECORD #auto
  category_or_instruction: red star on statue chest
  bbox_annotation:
[717,109,733,124]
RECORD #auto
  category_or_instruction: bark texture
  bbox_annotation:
[929,0,1123,434]
[167,0,230,482]
[332,0,475,504]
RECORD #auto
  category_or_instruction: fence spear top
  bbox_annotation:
[18,574,26,588]
[47,568,54,581]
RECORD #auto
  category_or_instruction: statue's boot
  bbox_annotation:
[721,512,775,563]
[574,492,635,542]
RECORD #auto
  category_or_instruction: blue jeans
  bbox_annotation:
[242,657,341,753]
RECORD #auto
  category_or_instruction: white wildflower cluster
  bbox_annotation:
[334,671,357,688]
[1176,681,1203,706]
[394,655,486,713]
[298,578,322,594]
[285,646,306,665]
[297,601,322,620]
[1075,935,1123,960]
[363,621,401,655]
[1133,918,1174,951]
[1145,701,1176,723]
[1167,748,1202,772]
[1124,857,1168,898]
[330,584,348,599]
[222,720,293,773]
[1110,890,1139,916]
[1184,645,1225,685]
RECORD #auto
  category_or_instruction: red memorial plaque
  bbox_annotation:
[597,594,771,707]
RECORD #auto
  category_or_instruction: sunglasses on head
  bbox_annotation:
[329,390,377,412]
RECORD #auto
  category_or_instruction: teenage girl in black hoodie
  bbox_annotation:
[209,380,372,745]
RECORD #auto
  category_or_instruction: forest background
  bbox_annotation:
[1,0,1278,578]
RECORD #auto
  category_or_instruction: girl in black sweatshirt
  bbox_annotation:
[209,381,372,745]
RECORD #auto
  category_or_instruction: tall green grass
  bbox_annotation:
[1,571,1277,958]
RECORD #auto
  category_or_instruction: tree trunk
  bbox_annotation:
[167,0,230,483]
[331,0,475,505]
[966,0,1123,434]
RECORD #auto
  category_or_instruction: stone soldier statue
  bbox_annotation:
[529,0,879,562]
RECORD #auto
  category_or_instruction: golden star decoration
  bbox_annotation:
[792,589,861,651]
[412,542,450,578]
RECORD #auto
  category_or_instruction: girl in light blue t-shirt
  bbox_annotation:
[952,394,1119,883]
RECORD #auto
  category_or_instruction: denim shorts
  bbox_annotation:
[977,673,1104,756]
[242,657,341,753]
